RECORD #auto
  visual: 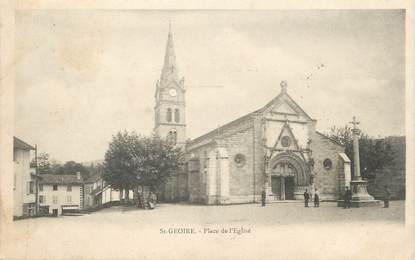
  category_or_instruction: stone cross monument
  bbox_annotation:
[349,116,380,207]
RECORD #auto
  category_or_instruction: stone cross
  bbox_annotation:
[350,116,359,130]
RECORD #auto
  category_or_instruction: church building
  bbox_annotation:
[154,26,352,204]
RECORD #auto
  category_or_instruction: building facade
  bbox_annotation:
[186,82,351,204]
[13,137,37,217]
[154,27,351,204]
[38,173,84,215]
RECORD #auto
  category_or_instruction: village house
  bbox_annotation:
[83,172,134,209]
[83,172,101,208]
[13,137,37,217]
[38,173,84,215]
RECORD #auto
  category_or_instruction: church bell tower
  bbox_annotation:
[154,24,186,147]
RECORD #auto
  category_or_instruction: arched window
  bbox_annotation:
[174,109,180,123]
[167,129,177,145]
[173,130,177,143]
[166,108,172,122]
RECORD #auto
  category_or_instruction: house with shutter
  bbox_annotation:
[38,173,84,215]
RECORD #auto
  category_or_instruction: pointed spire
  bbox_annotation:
[160,22,179,86]
[280,80,288,93]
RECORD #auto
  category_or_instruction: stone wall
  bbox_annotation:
[187,143,216,203]
[310,132,345,200]
[218,126,254,202]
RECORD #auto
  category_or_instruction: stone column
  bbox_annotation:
[349,116,379,207]
[217,148,229,204]
[280,176,285,200]
[264,156,272,200]
[206,150,217,204]
[352,126,361,180]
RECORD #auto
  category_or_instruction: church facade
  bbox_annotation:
[154,26,351,204]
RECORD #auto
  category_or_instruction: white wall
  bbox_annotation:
[13,149,36,217]
[38,184,82,215]
[102,186,120,204]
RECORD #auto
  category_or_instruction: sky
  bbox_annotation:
[15,10,405,162]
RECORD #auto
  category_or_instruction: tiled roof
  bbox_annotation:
[39,174,84,185]
[14,137,35,150]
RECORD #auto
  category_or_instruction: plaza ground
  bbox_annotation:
[82,200,405,225]
[2,201,412,260]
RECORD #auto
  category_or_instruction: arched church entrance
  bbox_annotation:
[269,153,309,200]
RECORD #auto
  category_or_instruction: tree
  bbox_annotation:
[31,152,61,174]
[55,161,90,179]
[327,125,394,179]
[103,131,182,203]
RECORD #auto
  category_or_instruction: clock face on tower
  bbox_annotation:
[168,88,177,97]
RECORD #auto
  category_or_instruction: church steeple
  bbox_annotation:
[154,23,186,148]
[160,22,179,86]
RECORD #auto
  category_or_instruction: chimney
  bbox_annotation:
[76,172,81,180]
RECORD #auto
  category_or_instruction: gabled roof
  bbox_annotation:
[187,82,313,146]
[14,137,35,150]
[259,91,313,120]
[39,174,84,185]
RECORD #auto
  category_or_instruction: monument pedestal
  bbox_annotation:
[349,178,380,207]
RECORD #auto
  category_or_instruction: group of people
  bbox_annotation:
[305,185,392,209]
[343,185,391,208]
[137,191,158,210]
[303,188,320,208]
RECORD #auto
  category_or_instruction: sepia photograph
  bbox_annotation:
[1,5,413,260]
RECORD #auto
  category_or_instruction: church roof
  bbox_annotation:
[259,90,313,121]
[188,111,258,146]
[188,82,313,147]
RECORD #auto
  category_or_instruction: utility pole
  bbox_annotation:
[34,144,39,214]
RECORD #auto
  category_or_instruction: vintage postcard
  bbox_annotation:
[1,1,414,259]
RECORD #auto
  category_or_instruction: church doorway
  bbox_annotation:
[269,153,309,201]
[271,176,295,200]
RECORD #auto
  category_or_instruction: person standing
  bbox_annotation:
[261,190,266,207]
[304,189,310,207]
[344,186,352,209]
[147,191,157,210]
[383,185,391,208]
[314,188,320,207]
